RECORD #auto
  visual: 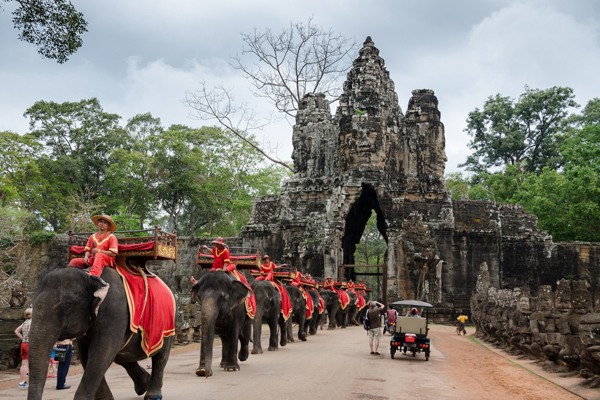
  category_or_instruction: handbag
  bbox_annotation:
[363,310,371,331]
[53,347,69,363]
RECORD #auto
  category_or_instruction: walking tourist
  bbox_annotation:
[15,308,32,389]
[367,301,385,355]
[55,338,73,390]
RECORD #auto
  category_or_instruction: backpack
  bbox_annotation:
[363,310,371,331]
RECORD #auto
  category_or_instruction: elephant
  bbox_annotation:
[318,289,339,330]
[191,271,251,377]
[250,280,288,353]
[303,288,321,336]
[346,291,360,326]
[284,285,307,342]
[28,267,174,400]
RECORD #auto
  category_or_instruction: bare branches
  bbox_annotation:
[232,18,358,117]
[184,82,295,172]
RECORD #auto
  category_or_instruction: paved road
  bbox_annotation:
[1,325,582,400]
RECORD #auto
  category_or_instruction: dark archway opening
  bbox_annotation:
[341,185,388,296]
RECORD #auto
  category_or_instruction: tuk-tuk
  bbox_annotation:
[389,300,432,361]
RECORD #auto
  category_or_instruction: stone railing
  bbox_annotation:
[470,277,600,388]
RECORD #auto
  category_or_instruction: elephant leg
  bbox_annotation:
[121,362,150,396]
[219,334,229,368]
[238,319,251,362]
[287,317,295,343]
[145,338,172,400]
[76,336,120,400]
[298,313,307,341]
[251,311,263,355]
[279,316,288,347]
[268,308,279,351]
[224,322,241,371]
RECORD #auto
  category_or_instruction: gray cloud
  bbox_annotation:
[1,0,599,172]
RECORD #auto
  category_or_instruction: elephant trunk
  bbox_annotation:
[198,297,218,378]
[251,306,263,354]
[27,321,59,400]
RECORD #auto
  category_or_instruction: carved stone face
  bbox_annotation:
[518,296,530,311]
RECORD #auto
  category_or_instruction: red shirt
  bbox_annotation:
[84,232,118,265]
[260,261,276,274]
[211,246,230,270]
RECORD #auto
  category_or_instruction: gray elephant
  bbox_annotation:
[303,288,321,336]
[28,267,174,400]
[250,280,288,353]
[334,290,355,329]
[191,271,252,377]
[284,285,307,342]
[318,289,339,330]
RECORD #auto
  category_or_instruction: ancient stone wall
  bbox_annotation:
[471,263,600,387]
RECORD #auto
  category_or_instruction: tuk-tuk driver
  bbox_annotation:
[406,307,422,318]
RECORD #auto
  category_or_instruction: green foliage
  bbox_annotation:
[7,97,289,239]
[27,230,57,245]
[354,210,387,299]
[461,86,578,176]
[445,172,469,200]
[355,109,364,116]
[6,0,88,63]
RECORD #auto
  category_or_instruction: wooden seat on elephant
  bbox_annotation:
[197,247,261,270]
[395,316,427,335]
[68,227,177,262]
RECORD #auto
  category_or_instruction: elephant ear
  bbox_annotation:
[88,275,109,319]
[229,280,251,311]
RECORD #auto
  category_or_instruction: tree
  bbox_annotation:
[354,210,387,299]
[461,86,579,176]
[232,18,358,117]
[445,172,470,200]
[2,0,88,63]
[185,19,357,172]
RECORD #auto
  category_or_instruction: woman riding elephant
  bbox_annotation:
[28,266,175,400]
[191,270,252,377]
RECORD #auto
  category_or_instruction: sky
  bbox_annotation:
[1,0,600,173]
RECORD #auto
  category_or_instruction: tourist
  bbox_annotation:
[15,307,32,389]
[367,301,385,355]
[55,338,73,390]
[200,237,230,271]
[457,312,468,332]
[406,307,421,318]
[384,306,397,334]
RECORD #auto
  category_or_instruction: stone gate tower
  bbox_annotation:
[242,37,451,304]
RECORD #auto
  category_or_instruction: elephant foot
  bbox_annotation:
[144,393,163,400]
[280,340,287,347]
[239,347,249,362]
[133,371,151,395]
[300,336,307,342]
[251,348,263,354]
[224,364,240,372]
[196,367,212,377]
[268,345,278,351]
[328,326,335,330]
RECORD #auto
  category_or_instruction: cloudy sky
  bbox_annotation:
[1,0,599,173]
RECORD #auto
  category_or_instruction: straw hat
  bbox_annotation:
[92,215,117,232]
[212,237,226,246]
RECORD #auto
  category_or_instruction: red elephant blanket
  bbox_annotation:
[310,289,325,314]
[300,287,314,320]
[226,265,256,319]
[115,265,176,356]
[346,288,366,311]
